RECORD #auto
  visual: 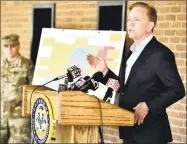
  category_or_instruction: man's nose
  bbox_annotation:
[128,20,135,27]
[129,21,135,27]
[7,46,12,50]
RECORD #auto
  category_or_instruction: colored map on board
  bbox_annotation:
[32,28,126,104]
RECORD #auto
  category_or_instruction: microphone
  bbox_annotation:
[80,72,103,93]
[53,65,81,82]
[103,87,113,102]
[58,78,69,93]
[106,78,120,92]
[68,76,90,90]
[103,78,120,102]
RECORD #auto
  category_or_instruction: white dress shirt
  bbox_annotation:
[125,34,153,84]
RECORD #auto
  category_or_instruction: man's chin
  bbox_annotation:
[8,55,14,58]
[7,55,15,59]
[128,35,135,40]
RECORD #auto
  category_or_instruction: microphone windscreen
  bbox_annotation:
[84,76,90,81]
[92,72,103,82]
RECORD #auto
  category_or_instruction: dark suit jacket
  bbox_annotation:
[102,37,185,144]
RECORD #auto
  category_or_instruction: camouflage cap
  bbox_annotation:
[2,34,20,45]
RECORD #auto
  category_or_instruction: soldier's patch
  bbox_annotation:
[31,95,53,143]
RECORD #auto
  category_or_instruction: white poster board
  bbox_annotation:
[32,28,126,104]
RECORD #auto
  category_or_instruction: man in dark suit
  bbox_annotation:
[87,2,185,144]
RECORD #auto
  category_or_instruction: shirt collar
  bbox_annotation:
[3,53,22,67]
[130,34,153,53]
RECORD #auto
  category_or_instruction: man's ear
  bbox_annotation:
[17,44,20,51]
[147,22,154,32]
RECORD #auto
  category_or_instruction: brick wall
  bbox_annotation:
[1,1,186,143]
[154,1,186,143]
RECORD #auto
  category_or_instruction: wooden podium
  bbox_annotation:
[22,85,135,143]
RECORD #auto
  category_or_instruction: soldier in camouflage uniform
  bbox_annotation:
[1,34,34,143]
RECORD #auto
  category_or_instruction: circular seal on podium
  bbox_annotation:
[31,95,53,143]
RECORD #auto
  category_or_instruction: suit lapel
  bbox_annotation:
[119,50,132,92]
[120,63,126,92]
[125,37,157,87]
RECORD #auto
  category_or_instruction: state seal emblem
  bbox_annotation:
[31,95,53,143]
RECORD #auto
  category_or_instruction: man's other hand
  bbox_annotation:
[133,102,149,125]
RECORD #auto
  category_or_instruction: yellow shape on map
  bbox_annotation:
[106,49,121,59]
[110,33,122,42]
[107,61,119,70]
[36,37,75,77]
[75,38,88,46]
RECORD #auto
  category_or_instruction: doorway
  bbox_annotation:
[31,4,55,65]
[97,1,126,31]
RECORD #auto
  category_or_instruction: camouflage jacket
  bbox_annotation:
[1,54,34,117]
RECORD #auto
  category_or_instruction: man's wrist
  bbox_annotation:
[102,67,109,76]
[144,102,149,111]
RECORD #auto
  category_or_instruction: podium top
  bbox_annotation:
[23,85,135,126]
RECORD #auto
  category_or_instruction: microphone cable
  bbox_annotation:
[93,96,104,144]
[29,77,60,144]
